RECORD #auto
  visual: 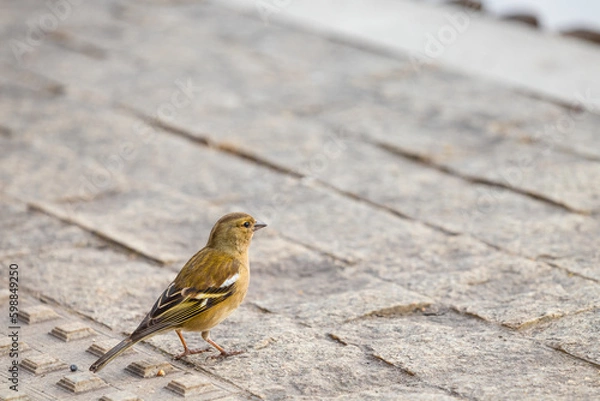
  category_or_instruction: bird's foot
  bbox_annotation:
[209,349,244,360]
[174,347,211,360]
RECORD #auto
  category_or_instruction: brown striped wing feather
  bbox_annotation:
[129,252,240,341]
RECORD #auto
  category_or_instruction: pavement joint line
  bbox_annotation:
[25,200,166,267]
[54,188,125,206]
[313,177,464,239]
[441,306,600,372]
[248,302,276,315]
[372,140,589,215]
[553,144,600,163]
[47,30,109,60]
[512,88,587,114]
[118,103,211,147]
[549,342,600,370]
[501,308,588,331]
[540,260,600,284]
[120,103,306,180]
[370,353,416,376]
[2,62,66,95]
[12,282,117,332]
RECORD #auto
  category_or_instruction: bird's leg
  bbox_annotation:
[202,331,244,359]
[173,329,211,359]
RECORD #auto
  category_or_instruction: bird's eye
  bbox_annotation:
[243,221,250,228]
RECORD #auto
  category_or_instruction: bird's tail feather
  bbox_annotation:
[89,338,135,373]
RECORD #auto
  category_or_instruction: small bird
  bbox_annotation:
[90,212,266,373]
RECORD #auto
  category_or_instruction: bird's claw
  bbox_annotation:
[174,347,211,360]
[209,350,244,360]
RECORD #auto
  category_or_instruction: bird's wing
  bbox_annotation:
[129,253,241,341]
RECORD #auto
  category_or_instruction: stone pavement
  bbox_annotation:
[1,0,599,400]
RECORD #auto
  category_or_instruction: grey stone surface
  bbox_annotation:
[1,0,599,400]
[359,234,600,329]
[256,138,600,281]
[0,295,240,400]
[221,0,600,112]
[256,279,433,327]
[334,312,600,400]
[523,308,600,365]
[320,104,600,213]
[439,138,600,214]
[0,198,104,259]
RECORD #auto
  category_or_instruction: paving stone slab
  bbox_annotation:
[0,199,104,259]
[39,185,225,264]
[439,137,600,214]
[364,234,600,328]
[0,72,63,132]
[523,308,600,366]
[0,138,127,205]
[247,235,357,308]
[256,277,433,327]
[560,111,600,160]
[353,65,569,149]
[333,313,600,400]
[318,102,600,213]
[256,181,441,264]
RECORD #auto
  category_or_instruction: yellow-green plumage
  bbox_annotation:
[89,212,266,373]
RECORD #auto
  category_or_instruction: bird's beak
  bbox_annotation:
[253,221,267,232]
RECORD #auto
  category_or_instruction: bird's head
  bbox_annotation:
[206,212,267,256]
